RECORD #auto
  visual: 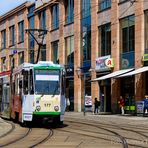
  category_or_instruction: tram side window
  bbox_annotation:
[29,70,34,94]
[23,71,29,94]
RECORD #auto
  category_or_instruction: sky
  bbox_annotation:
[0,0,35,16]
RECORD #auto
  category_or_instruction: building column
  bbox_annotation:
[135,1,145,101]
[59,0,65,64]
[111,0,120,113]
[46,7,50,61]
[91,0,99,102]
[74,0,82,112]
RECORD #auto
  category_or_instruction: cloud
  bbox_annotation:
[0,0,35,16]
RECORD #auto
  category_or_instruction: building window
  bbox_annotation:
[119,0,129,3]
[9,55,14,69]
[82,0,91,18]
[82,27,91,61]
[99,0,111,11]
[18,21,24,43]
[1,57,6,71]
[65,0,74,24]
[51,41,59,64]
[120,15,135,53]
[145,11,148,53]
[9,25,15,46]
[120,15,135,69]
[65,36,74,65]
[39,10,46,29]
[1,29,6,49]
[40,45,46,61]
[28,5,35,64]
[18,52,24,65]
[99,23,111,56]
[51,4,59,30]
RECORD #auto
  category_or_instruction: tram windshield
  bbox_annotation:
[34,69,60,95]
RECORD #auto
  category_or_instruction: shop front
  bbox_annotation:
[65,65,74,111]
[95,55,114,112]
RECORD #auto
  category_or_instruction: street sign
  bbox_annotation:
[13,50,17,54]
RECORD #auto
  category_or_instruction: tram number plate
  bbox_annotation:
[23,114,33,121]
[44,103,51,107]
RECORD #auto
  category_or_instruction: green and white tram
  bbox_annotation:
[11,61,66,125]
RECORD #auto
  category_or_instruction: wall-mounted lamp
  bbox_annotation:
[76,67,81,78]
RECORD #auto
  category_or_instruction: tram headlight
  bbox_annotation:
[54,106,59,111]
[36,105,41,111]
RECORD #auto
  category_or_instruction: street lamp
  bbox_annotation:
[76,67,86,116]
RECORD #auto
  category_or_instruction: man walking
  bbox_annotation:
[94,98,100,114]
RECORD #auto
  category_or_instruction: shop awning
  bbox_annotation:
[91,68,134,81]
[117,66,148,78]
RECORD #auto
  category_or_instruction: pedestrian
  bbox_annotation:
[143,95,148,114]
[66,97,70,112]
[94,98,100,114]
[118,96,125,115]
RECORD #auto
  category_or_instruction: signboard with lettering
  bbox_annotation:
[136,101,144,116]
[96,55,114,72]
[142,54,148,62]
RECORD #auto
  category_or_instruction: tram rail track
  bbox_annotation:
[0,120,15,139]
[64,119,148,148]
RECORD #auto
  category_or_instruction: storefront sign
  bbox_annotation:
[142,54,148,62]
[136,101,144,115]
[96,55,114,71]
[105,58,114,68]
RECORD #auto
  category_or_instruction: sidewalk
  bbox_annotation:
[64,112,148,125]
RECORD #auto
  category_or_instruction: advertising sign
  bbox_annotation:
[85,96,92,106]
[96,55,114,72]
[136,101,144,115]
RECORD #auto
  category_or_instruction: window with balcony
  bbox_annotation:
[65,36,74,65]
[51,41,59,64]
[9,25,15,46]
[99,23,111,56]
[65,0,74,24]
[18,21,24,43]
[39,10,46,29]
[51,4,59,30]
[1,29,6,49]
[99,0,111,11]
[120,15,135,69]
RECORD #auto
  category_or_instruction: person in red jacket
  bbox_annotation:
[118,96,125,115]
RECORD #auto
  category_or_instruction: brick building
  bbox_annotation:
[0,0,148,113]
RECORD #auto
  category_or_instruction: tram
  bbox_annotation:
[0,61,66,125]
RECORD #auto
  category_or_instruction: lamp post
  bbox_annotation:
[76,67,86,116]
